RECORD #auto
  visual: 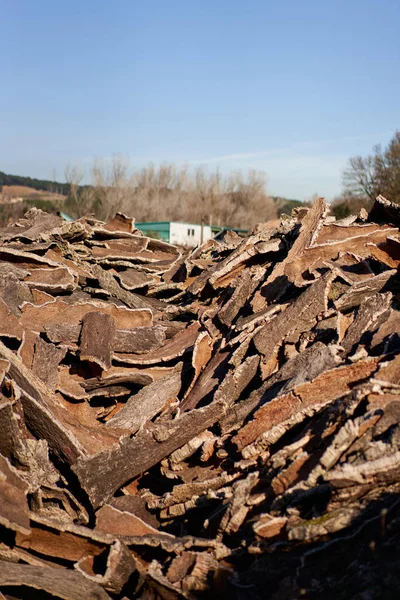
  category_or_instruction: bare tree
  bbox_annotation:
[52,168,57,195]
[193,167,223,225]
[343,131,400,203]
[222,169,275,229]
[89,155,131,221]
[64,164,84,216]
[343,155,376,200]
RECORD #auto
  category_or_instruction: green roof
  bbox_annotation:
[136,221,247,232]
[135,222,170,226]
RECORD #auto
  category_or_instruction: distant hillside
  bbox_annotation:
[0,171,70,195]
[0,171,69,226]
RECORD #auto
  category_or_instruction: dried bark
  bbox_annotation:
[0,562,111,600]
[0,201,399,599]
[80,312,116,371]
[253,270,335,356]
[106,366,183,431]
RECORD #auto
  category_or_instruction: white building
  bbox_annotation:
[170,222,212,247]
[135,221,213,248]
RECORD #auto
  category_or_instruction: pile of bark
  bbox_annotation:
[0,195,399,599]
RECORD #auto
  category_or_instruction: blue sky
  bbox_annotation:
[1,0,399,200]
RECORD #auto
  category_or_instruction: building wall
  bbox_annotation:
[169,222,212,247]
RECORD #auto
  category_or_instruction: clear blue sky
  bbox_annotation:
[1,0,399,200]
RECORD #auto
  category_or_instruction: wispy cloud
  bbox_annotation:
[187,132,389,166]
[183,131,394,201]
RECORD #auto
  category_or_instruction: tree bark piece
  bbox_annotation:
[0,478,31,536]
[252,197,327,308]
[113,321,200,365]
[0,298,24,341]
[91,264,163,311]
[253,271,335,357]
[31,337,67,389]
[233,358,379,453]
[24,266,77,292]
[0,340,120,462]
[73,356,259,508]
[75,539,136,595]
[114,325,166,354]
[0,562,111,600]
[283,226,398,287]
[20,297,153,332]
[80,312,116,371]
[73,400,229,508]
[96,505,165,537]
[106,366,183,431]
[218,269,253,326]
[368,194,400,227]
[367,236,400,268]
[341,292,392,352]
[334,270,396,311]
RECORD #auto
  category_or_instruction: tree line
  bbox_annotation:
[0,171,70,195]
[0,161,304,228]
[64,160,279,229]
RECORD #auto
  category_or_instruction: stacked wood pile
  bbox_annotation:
[0,195,399,599]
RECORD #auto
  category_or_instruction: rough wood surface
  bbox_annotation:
[0,562,111,600]
[0,201,399,599]
[252,196,327,308]
[106,365,183,431]
[80,312,116,371]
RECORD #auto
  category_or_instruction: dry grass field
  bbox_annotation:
[0,185,66,203]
